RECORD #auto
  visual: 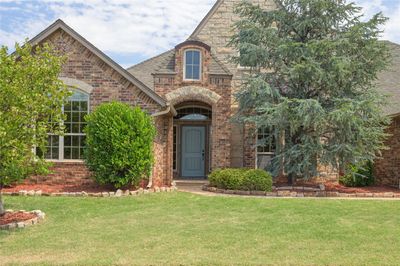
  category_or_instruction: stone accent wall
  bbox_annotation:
[31,29,171,187]
[374,116,400,187]
[154,42,233,172]
[192,0,276,168]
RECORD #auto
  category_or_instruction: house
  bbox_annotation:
[25,0,400,188]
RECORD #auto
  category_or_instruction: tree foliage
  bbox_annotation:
[230,0,390,180]
[84,102,156,189]
[0,42,67,215]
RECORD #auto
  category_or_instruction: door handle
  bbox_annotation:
[202,150,205,161]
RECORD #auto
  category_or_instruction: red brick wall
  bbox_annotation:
[28,162,92,186]
[374,116,400,187]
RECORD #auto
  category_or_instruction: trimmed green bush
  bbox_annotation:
[339,161,375,187]
[243,169,273,192]
[209,168,273,192]
[84,102,156,188]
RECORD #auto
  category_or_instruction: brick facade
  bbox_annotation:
[191,0,276,168]
[30,27,172,187]
[154,40,233,174]
[374,116,400,188]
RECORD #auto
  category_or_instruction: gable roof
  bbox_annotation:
[127,48,231,91]
[29,19,167,107]
[190,0,224,38]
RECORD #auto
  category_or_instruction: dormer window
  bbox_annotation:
[184,49,201,80]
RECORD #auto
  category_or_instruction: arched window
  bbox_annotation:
[184,49,201,80]
[40,89,90,160]
[175,106,212,120]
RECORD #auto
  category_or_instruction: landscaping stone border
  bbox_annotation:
[202,186,400,198]
[0,210,45,230]
[0,186,178,198]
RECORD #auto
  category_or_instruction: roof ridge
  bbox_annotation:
[127,49,174,70]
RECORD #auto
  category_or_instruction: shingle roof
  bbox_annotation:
[127,48,231,90]
[377,41,400,116]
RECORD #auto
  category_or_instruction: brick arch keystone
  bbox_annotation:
[165,86,221,106]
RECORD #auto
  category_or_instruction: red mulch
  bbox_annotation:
[324,182,400,194]
[0,212,36,225]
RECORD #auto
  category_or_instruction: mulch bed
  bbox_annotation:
[324,182,400,194]
[0,212,37,226]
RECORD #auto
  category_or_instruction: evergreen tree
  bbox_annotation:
[230,0,390,180]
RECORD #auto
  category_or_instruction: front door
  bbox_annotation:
[181,126,205,178]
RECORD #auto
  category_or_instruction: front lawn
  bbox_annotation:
[1,193,399,265]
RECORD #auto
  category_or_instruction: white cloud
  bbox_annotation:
[1,0,399,65]
[0,0,215,57]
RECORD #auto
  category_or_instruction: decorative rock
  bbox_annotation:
[277,190,291,197]
[161,187,167,192]
[138,188,144,194]
[319,184,326,191]
[109,192,115,197]
[102,192,109,197]
[123,190,130,196]
[27,190,35,196]
[143,190,150,194]
[277,186,293,190]
[383,192,394,198]
[154,186,161,193]
[251,191,266,196]
[35,190,42,196]
[19,190,28,196]
[82,191,88,197]
[290,192,298,197]
[327,192,339,197]
[166,187,171,192]
[115,189,123,197]
[130,190,138,196]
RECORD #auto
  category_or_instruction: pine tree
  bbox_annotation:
[230,0,390,180]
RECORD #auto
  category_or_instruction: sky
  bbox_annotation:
[0,0,400,68]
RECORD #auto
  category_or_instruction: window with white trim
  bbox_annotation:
[37,90,89,160]
[256,127,275,171]
[184,50,201,80]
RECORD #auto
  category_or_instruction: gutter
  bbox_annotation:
[151,104,177,117]
[147,104,176,189]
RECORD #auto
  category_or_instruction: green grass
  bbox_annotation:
[1,193,399,265]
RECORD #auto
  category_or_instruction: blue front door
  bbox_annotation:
[182,126,206,177]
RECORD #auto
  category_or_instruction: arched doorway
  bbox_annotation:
[173,102,212,179]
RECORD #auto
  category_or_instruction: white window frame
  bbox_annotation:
[183,49,202,81]
[43,88,90,163]
[255,127,275,169]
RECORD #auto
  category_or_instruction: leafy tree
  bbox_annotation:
[84,102,156,189]
[230,0,390,182]
[0,42,67,215]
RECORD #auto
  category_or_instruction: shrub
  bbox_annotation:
[208,168,272,192]
[84,102,156,188]
[243,169,273,192]
[339,161,375,187]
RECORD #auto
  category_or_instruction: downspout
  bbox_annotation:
[147,104,176,189]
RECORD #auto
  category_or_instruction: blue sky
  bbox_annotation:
[1,0,400,68]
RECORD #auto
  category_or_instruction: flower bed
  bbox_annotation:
[203,184,400,198]
[0,210,45,230]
